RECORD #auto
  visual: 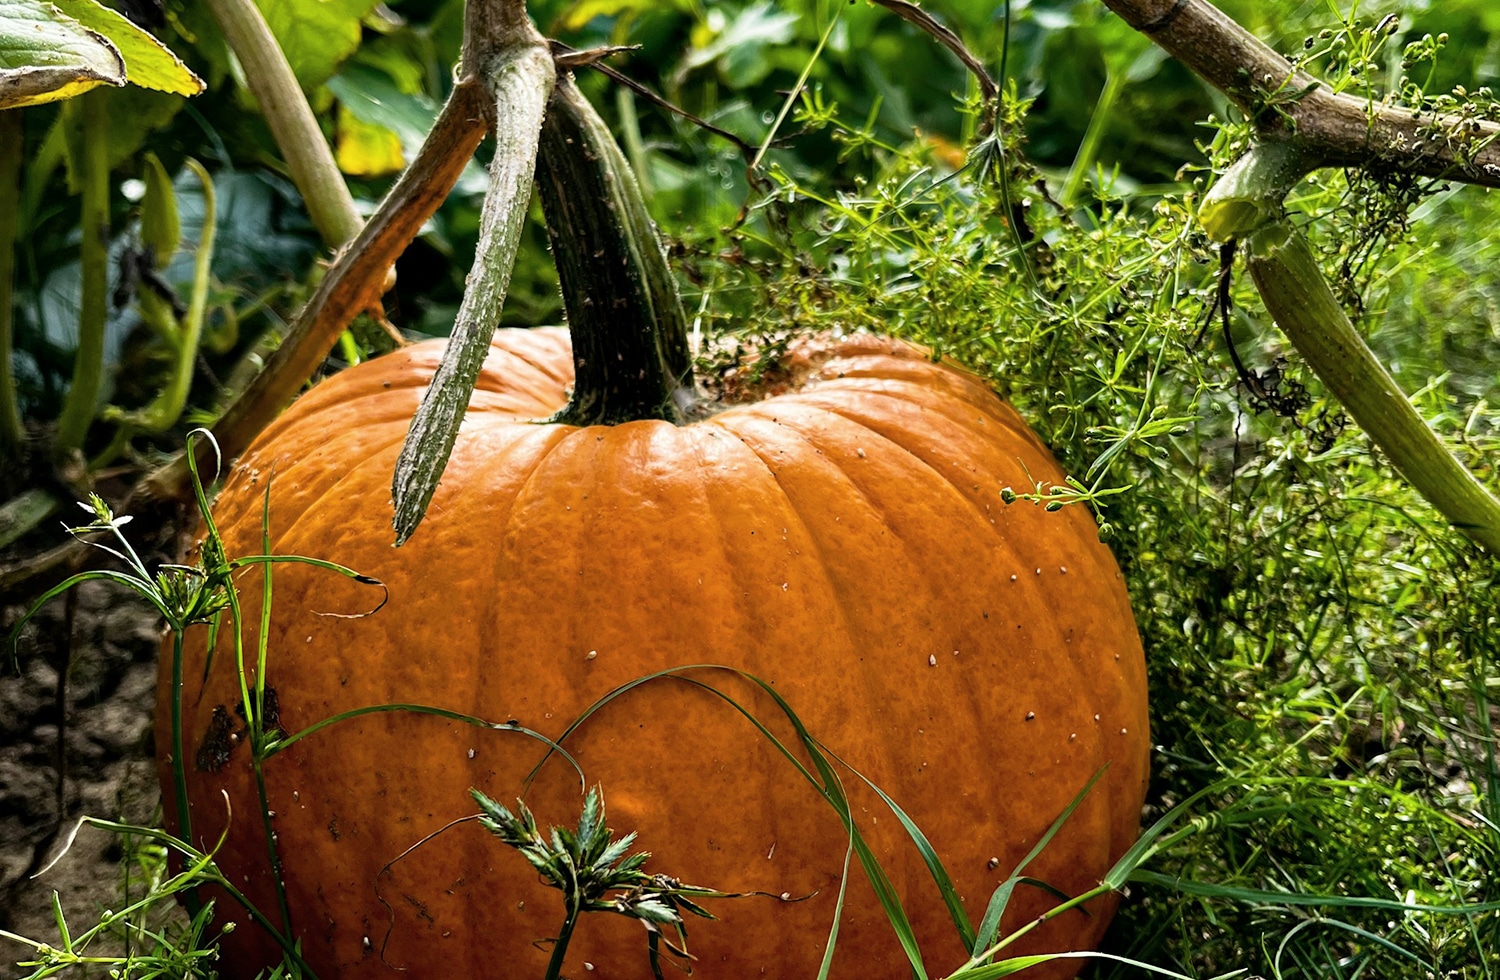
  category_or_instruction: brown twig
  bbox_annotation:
[867,0,998,130]
[550,41,760,161]
[553,42,639,70]
[1100,0,1500,186]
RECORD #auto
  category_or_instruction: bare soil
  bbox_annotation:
[1,580,164,972]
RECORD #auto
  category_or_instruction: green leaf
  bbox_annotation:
[628,899,681,924]
[677,2,798,87]
[52,0,203,96]
[254,0,383,90]
[140,152,180,267]
[0,0,125,109]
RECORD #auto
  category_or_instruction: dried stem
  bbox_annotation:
[391,40,555,545]
[1100,0,1500,186]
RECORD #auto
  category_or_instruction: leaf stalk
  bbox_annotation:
[1245,220,1500,554]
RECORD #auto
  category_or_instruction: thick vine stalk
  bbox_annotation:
[1100,0,1500,187]
[1245,221,1500,554]
[201,0,362,249]
[1198,143,1313,243]
[391,39,555,546]
[54,92,110,452]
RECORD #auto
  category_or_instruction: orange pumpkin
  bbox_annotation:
[158,325,1149,979]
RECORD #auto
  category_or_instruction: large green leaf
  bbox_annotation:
[0,0,124,109]
[255,0,383,90]
[0,0,201,109]
[53,0,203,96]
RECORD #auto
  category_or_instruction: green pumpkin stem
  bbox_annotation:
[537,76,696,426]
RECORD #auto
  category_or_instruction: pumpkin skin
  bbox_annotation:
[157,326,1149,980]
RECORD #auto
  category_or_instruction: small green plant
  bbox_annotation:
[473,785,724,980]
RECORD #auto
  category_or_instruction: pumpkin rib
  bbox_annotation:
[731,385,1130,809]
[812,354,1028,437]
[711,396,1119,968]
[811,361,1009,421]
[217,418,417,541]
[438,425,590,781]
[755,396,1013,555]
[262,430,415,546]
[787,390,1111,662]
[797,383,1026,480]
[800,374,1047,464]
[712,408,980,945]
[476,422,599,716]
[659,424,824,903]
[471,327,575,399]
[706,409,902,759]
[478,424,582,668]
[681,423,804,669]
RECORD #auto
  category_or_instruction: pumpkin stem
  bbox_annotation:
[536,76,697,426]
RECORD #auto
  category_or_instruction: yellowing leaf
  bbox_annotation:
[0,0,125,109]
[53,0,204,97]
[335,104,403,177]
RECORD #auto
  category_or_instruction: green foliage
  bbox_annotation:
[0,0,200,110]
[6,0,1500,977]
